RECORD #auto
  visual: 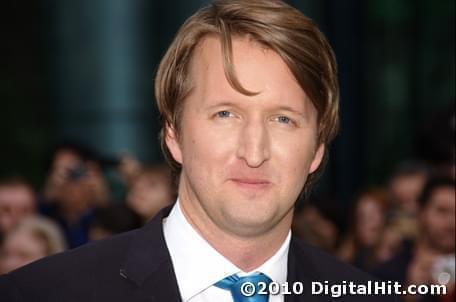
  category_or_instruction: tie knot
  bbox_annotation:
[214,273,272,302]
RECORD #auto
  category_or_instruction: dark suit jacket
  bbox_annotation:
[0,207,397,301]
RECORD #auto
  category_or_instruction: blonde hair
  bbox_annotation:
[13,216,66,256]
[155,0,339,194]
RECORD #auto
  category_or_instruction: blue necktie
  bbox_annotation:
[214,273,272,302]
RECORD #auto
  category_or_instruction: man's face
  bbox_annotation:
[0,186,35,234]
[166,36,324,237]
[420,185,455,253]
[356,197,384,246]
[50,150,94,211]
[390,173,426,214]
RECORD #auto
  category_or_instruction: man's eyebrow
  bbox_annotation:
[206,101,241,110]
[272,105,309,118]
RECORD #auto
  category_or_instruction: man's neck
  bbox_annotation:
[179,198,292,272]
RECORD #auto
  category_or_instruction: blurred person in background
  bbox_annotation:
[338,188,390,271]
[126,165,175,224]
[116,154,142,187]
[374,176,455,302]
[39,141,111,248]
[292,196,343,253]
[388,161,429,216]
[88,204,142,241]
[42,141,110,208]
[386,161,430,241]
[0,178,36,239]
[0,216,66,274]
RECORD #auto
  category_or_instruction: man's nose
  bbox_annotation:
[236,120,270,167]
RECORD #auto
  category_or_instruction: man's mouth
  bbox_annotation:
[229,178,271,190]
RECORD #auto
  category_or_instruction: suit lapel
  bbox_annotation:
[120,206,182,302]
[285,237,329,302]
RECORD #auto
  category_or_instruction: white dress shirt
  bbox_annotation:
[163,200,290,302]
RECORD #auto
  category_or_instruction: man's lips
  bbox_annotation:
[229,178,272,189]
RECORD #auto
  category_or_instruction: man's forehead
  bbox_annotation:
[189,35,308,106]
[192,35,273,71]
[0,186,33,200]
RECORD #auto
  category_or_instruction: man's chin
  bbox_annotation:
[219,206,288,237]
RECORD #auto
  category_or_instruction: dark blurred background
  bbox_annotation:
[0,0,453,190]
[1,0,454,206]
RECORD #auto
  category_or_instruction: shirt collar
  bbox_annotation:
[163,200,290,301]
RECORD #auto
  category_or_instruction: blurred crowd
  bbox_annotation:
[0,141,176,273]
[293,161,455,302]
[0,140,454,302]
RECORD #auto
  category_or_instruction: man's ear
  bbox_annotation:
[165,124,183,164]
[309,143,325,174]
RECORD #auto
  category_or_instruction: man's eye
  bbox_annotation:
[277,115,291,124]
[216,110,233,118]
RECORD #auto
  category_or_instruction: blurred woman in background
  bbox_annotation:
[338,188,391,271]
[0,216,66,274]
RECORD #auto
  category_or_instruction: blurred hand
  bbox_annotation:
[43,167,68,202]
[407,250,436,286]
